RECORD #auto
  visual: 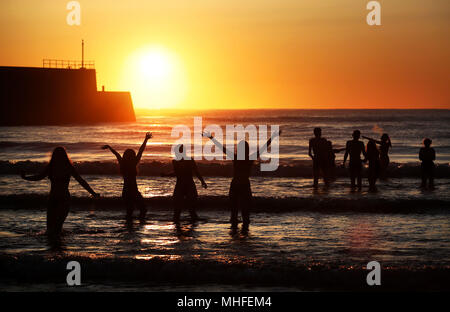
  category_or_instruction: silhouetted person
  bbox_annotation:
[419,138,435,189]
[308,128,329,187]
[20,147,99,237]
[366,140,381,192]
[343,130,367,189]
[204,130,281,229]
[363,133,391,178]
[102,132,152,222]
[326,140,345,181]
[163,144,207,223]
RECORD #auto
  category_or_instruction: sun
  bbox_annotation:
[140,50,173,80]
[121,46,187,110]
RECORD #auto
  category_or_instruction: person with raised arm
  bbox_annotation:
[162,144,207,223]
[362,133,392,178]
[20,147,99,237]
[343,130,367,190]
[102,132,152,222]
[203,129,281,229]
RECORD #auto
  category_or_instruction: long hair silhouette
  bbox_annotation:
[48,147,72,176]
[102,132,152,222]
[20,146,98,237]
[121,149,138,176]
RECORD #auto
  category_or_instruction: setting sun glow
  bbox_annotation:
[121,46,187,109]
[140,50,172,80]
[1,1,449,110]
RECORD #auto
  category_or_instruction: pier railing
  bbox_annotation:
[42,59,95,69]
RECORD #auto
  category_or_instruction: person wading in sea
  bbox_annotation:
[363,133,392,179]
[20,147,99,238]
[343,130,367,190]
[102,132,152,223]
[203,129,281,230]
[419,138,436,190]
[366,139,381,192]
[162,144,207,223]
[325,140,346,182]
[308,128,329,187]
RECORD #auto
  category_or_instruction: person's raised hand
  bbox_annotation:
[101,145,110,150]
[145,132,153,140]
[202,132,213,139]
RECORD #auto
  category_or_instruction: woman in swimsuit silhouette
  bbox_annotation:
[204,130,280,228]
[366,140,381,192]
[20,147,99,237]
[363,133,391,178]
[102,132,152,222]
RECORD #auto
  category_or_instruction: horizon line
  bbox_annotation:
[135,107,450,112]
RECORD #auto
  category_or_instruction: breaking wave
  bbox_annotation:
[1,160,449,178]
[1,194,449,214]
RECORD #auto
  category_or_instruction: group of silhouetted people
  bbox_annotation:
[20,128,436,238]
[309,127,344,187]
[309,127,436,192]
[309,128,392,191]
[20,130,280,237]
[309,128,390,191]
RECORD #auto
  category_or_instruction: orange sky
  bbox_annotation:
[1,0,449,110]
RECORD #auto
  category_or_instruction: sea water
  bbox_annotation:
[0,109,449,291]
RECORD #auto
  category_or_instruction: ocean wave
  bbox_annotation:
[0,254,448,291]
[1,194,448,214]
[0,141,174,152]
[1,160,449,178]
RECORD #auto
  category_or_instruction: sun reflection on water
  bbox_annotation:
[144,223,176,231]
[141,238,179,246]
[135,254,181,261]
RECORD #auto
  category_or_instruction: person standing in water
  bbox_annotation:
[102,132,152,222]
[363,133,391,178]
[162,144,207,223]
[343,130,367,190]
[203,130,281,229]
[325,140,346,182]
[20,147,99,237]
[419,138,436,189]
[308,128,329,187]
[366,140,381,192]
